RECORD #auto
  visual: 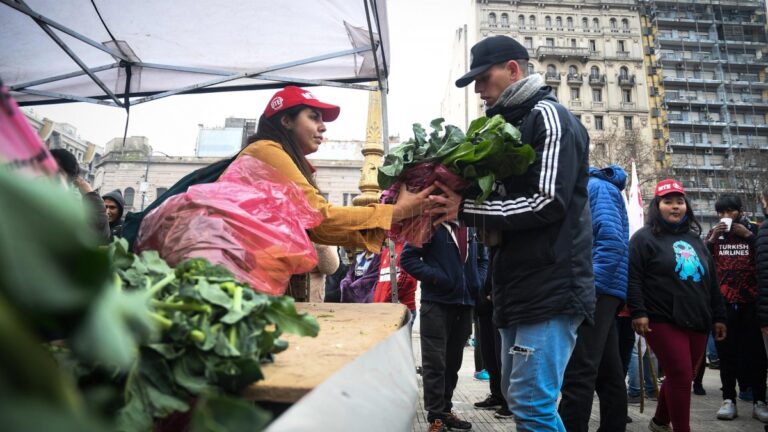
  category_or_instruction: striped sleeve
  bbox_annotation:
[459,101,577,232]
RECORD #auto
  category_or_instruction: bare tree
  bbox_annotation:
[726,144,768,220]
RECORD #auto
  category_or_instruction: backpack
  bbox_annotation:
[122,154,238,251]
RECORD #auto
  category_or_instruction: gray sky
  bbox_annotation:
[26,0,466,156]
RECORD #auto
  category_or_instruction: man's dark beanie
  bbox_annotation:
[50,148,80,178]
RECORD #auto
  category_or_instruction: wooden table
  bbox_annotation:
[243,302,410,403]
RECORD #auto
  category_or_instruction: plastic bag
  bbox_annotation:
[135,155,323,295]
[381,162,470,247]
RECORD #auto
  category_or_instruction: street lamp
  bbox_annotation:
[140,148,173,211]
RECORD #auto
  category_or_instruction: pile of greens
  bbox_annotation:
[0,168,319,432]
[378,115,536,202]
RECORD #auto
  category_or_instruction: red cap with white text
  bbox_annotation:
[654,179,686,197]
[263,86,340,122]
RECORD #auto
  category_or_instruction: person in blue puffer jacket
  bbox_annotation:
[559,165,630,432]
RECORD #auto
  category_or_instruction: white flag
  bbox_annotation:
[627,160,644,237]
[627,161,645,237]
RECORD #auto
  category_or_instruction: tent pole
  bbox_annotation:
[11,64,119,91]
[12,88,119,106]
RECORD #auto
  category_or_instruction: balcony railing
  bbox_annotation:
[545,72,560,84]
[592,101,605,109]
[536,46,596,62]
[588,74,606,86]
[618,75,636,86]
[620,102,636,109]
[567,73,583,84]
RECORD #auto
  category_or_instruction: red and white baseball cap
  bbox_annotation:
[654,179,686,197]
[263,86,340,122]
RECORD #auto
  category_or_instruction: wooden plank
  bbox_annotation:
[243,302,409,403]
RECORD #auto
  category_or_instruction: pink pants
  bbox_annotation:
[645,322,707,432]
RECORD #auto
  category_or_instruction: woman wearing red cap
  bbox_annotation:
[240,86,433,253]
[627,179,727,432]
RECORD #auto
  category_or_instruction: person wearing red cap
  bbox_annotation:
[627,179,727,432]
[240,86,434,253]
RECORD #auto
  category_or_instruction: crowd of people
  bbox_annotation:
[55,34,768,432]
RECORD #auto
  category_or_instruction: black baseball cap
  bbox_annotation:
[455,35,530,88]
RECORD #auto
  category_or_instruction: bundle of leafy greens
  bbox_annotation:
[378,115,535,202]
[0,168,319,432]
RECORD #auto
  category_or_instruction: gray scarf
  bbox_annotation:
[490,73,545,109]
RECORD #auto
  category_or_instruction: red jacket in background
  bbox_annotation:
[373,242,417,311]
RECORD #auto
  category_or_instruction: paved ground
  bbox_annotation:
[410,328,766,432]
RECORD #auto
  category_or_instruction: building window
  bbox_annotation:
[547,64,557,75]
[546,38,555,47]
[617,40,626,53]
[529,15,536,28]
[556,16,563,29]
[592,18,600,30]
[570,87,580,101]
[321,192,330,201]
[575,114,582,123]
[124,187,135,208]
[518,15,525,28]
[527,63,535,75]
[590,65,600,77]
[488,13,496,27]
[589,39,596,52]
[610,18,617,31]
[592,89,602,102]
[156,187,168,198]
[570,38,577,47]
[501,13,509,27]
[524,37,533,49]
[545,15,552,29]
[567,17,574,29]
[343,193,359,206]
[622,89,632,102]
[624,116,633,129]
[619,66,629,79]
[569,65,578,75]
[595,116,604,130]
[622,19,629,31]
[582,17,589,30]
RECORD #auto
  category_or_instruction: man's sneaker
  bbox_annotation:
[740,388,754,402]
[444,411,472,430]
[648,418,672,432]
[708,358,721,369]
[427,419,446,432]
[754,401,768,423]
[717,399,738,420]
[626,415,633,424]
[628,393,656,404]
[473,369,490,381]
[494,406,513,418]
[473,394,503,409]
[693,382,706,395]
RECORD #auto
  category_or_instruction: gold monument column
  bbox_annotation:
[352,89,384,206]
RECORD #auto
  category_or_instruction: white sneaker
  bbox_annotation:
[717,399,738,420]
[647,418,672,432]
[753,401,768,423]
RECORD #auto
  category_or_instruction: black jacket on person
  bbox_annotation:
[627,221,726,333]
[459,88,595,328]
[401,225,488,307]
[757,219,768,327]
[102,189,125,239]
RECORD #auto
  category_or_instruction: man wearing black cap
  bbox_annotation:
[430,35,595,432]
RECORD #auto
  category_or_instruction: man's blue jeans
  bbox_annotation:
[499,314,582,432]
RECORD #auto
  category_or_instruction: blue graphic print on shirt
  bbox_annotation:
[673,240,705,282]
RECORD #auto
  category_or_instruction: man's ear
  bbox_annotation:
[506,60,522,81]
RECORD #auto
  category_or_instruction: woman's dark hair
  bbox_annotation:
[646,194,702,236]
[714,194,742,213]
[49,148,79,178]
[248,105,318,189]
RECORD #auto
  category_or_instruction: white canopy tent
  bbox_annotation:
[0,0,390,107]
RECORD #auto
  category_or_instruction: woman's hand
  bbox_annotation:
[426,181,462,226]
[392,184,436,222]
[632,317,651,335]
[714,322,727,341]
[730,223,753,239]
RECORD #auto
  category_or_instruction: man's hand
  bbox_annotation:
[730,223,753,239]
[391,184,436,222]
[631,317,651,335]
[426,181,461,227]
[72,176,94,194]
[708,222,727,243]
[714,322,727,341]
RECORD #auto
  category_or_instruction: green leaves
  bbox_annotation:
[378,115,536,201]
